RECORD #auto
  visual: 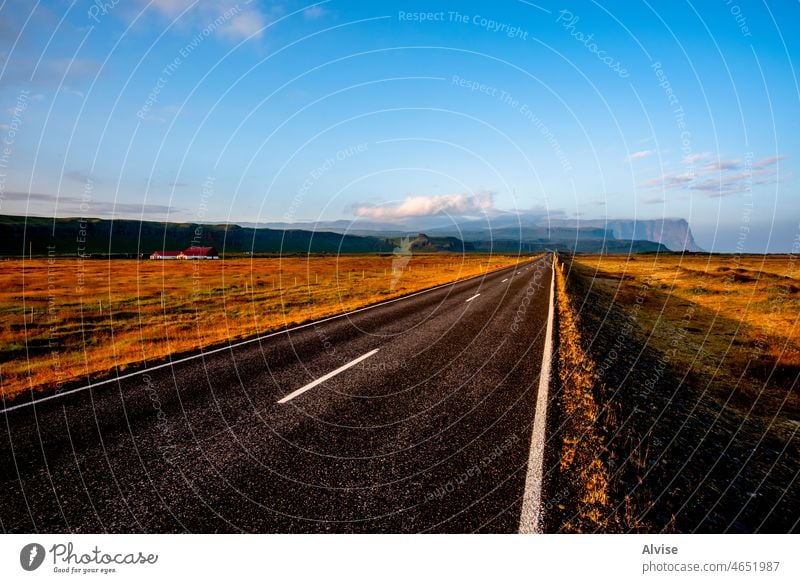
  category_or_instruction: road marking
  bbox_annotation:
[519,254,556,534]
[277,349,380,404]
[0,258,537,415]
[502,278,508,283]
[465,293,481,302]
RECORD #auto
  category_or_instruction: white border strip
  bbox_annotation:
[1,260,534,415]
[519,254,556,534]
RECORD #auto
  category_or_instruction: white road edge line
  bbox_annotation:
[465,293,481,302]
[0,260,531,415]
[519,254,556,534]
[277,348,379,404]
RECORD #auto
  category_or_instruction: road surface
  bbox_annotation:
[1,255,554,533]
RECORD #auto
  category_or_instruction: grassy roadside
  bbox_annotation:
[577,253,800,430]
[548,257,618,532]
[549,253,799,533]
[0,254,528,401]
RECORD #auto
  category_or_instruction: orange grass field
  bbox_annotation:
[574,253,800,424]
[0,254,525,399]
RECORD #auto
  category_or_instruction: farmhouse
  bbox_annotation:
[149,251,181,259]
[150,246,219,260]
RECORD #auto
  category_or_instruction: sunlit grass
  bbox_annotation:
[554,259,614,531]
[575,253,800,423]
[553,253,800,532]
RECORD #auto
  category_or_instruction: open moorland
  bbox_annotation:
[550,253,799,532]
[0,254,525,401]
[578,253,800,426]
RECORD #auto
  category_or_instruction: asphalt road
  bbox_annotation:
[1,255,554,533]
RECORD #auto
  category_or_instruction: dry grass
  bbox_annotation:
[551,252,800,532]
[553,258,616,531]
[575,253,800,427]
[0,254,524,400]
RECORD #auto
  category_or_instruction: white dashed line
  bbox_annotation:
[502,279,509,283]
[277,349,380,404]
[465,294,481,302]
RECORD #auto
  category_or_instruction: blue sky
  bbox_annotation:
[0,0,797,251]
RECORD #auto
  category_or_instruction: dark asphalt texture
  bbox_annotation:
[0,255,553,533]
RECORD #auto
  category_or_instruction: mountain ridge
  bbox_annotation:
[255,215,702,252]
[0,214,673,257]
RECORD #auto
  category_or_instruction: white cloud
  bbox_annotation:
[624,150,653,162]
[144,0,195,18]
[641,153,787,197]
[681,152,711,165]
[303,6,328,19]
[701,158,741,171]
[218,11,265,39]
[353,192,494,220]
[2,191,182,217]
[138,0,267,42]
[753,155,785,169]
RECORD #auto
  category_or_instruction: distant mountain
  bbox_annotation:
[390,233,476,253]
[1,213,678,258]
[254,217,455,236]
[255,219,408,234]
[329,213,702,253]
[471,239,667,254]
[0,215,395,256]
[555,218,703,252]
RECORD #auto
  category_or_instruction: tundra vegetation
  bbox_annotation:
[552,253,799,532]
[0,254,522,400]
